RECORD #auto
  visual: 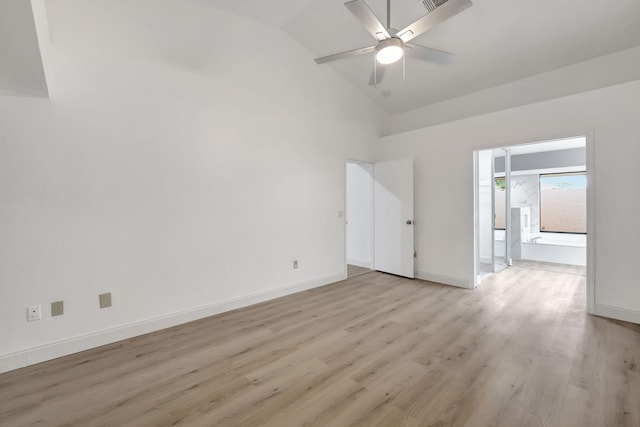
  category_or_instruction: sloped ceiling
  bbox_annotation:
[4,0,640,111]
[0,0,48,97]
[209,0,640,114]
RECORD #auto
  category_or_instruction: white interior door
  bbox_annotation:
[374,158,415,278]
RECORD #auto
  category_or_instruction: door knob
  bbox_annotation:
[406,220,413,225]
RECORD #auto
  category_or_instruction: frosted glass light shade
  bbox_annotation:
[375,38,404,65]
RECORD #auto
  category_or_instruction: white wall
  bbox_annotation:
[0,0,389,372]
[346,162,373,269]
[374,79,640,324]
[511,174,540,234]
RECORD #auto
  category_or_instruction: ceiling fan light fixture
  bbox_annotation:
[376,38,404,64]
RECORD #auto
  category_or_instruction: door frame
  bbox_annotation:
[474,149,506,286]
[473,134,595,314]
[473,151,480,288]
[585,132,595,314]
[494,147,512,271]
[344,159,375,277]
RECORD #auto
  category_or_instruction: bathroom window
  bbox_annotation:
[494,178,506,230]
[539,172,587,234]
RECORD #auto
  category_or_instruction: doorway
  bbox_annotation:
[346,160,374,277]
[346,158,415,279]
[475,148,510,281]
[474,136,590,292]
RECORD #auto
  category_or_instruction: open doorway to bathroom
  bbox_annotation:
[474,136,589,288]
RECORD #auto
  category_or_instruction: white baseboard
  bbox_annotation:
[0,273,346,374]
[415,271,472,289]
[347,258,372,269]
[0,353,27,375]
[594,303,640,325]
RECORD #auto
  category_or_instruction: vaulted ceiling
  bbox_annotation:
[4,0,640,113]
[210,0,640,114]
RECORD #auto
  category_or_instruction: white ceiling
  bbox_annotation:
[210,0,640,114]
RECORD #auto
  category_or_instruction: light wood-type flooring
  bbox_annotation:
[2,263,639,426]
[347,264,372,278]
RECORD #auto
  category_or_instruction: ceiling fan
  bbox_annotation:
[315,0,472,86]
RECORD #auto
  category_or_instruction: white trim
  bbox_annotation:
[0,353,27,374]
[490,150,496,271]
[585,131,596,314]
[416,270,472,289]
[504,148,512,269]
[473,151,480,288]
[0,273,345,374]
[347,258,373,269]
[594,304,640,325]
[506,165,586,176]
[344,158,348,278]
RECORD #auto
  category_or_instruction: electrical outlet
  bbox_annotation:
[27,305,41,322]
[293,260,299,269]
[51,300,64,317]
[99,292,112,308]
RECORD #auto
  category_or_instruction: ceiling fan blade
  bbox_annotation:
[406,44,454,64]
[368,65,386,86]
[397,0,472,43]
[344,0,390,42]
[314,45,376,64]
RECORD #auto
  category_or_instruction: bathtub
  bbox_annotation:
[521,234,586,266]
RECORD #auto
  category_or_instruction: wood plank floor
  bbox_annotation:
[347,264,372,278]
[513,259,587,276]
[2,263,639,426]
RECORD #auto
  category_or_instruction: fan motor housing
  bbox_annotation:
[376,37,404,52]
